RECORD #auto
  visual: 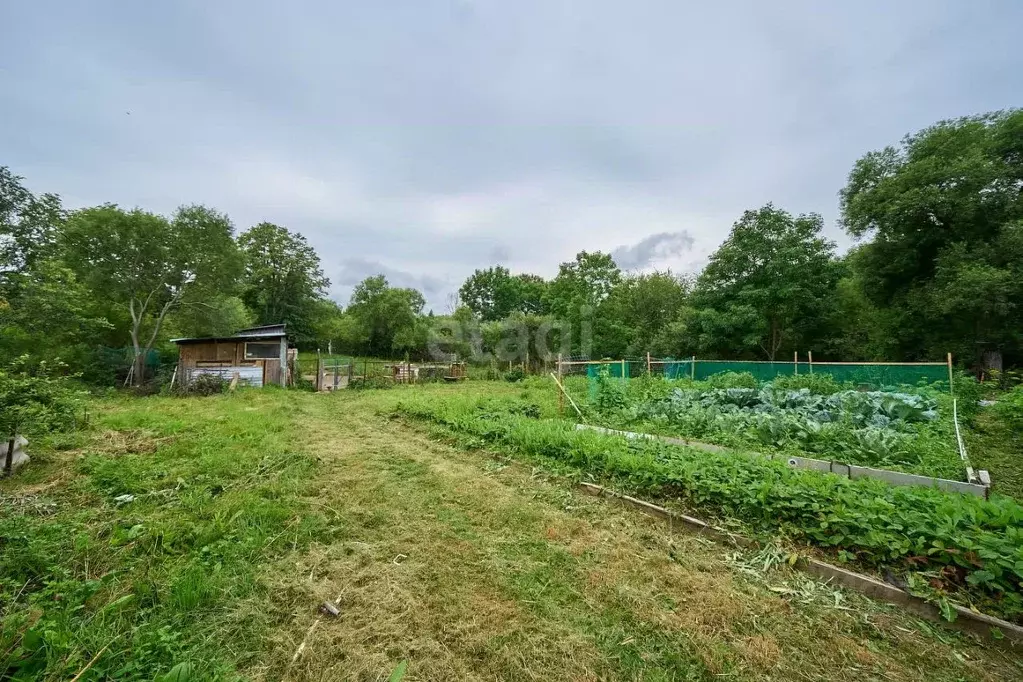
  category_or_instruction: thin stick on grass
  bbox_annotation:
[69,643,111,682]
[283,618,321,680]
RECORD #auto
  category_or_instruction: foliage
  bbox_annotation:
[62,205,243,386]
[841,110,1023,365]
[0,359,83,440]
[687,205,840,360]
[0,166,64,275]
[0,260,112,367]
[503,367,525,383]
[343,275,426,359]
[993,385,1023,436]
[163,295,253,340]
[397,395,1023,622]
[176,373,227,396]
[545,251,621,316]
[594,365,627,413]
[609,383,960,477]
[595,271,691,358]
[0,391,328,679]
[238,222,329,345]
[704,371,758,389]
[458,266,545,321]
[771,373,845,395]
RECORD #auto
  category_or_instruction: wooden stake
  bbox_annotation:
[794,351,798,376]
[808,351,813,374]
[550,372,584,420]
[621,358,627,386]
[557,353,564,416]
[646,352,651,375]
[947,352,954,396]
[691,355,696,380]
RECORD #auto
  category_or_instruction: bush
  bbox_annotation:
[594,365,627,413]
[771,373,845,395]
[705,371,758,389]
[952,372,984,424]
[178,373,227,396]
[0,359,84,438]
[504,367,525,383]
[993,385,1023,436]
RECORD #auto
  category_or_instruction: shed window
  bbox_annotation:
[245,342,280,359]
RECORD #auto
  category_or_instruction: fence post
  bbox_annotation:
[691,355,696,380]
[621,358,627,386]
[808,351,813,374]
[646,352,651,376]
[947,352,954,396]
[557,353,564,416]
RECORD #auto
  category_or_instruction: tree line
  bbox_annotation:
[2,110,1021,385]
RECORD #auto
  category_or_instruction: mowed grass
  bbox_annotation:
[0,382,1020,680]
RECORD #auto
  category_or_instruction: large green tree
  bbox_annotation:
[343,275,426,358]
[0,166,64,277]
[238,222,329,343]
[688,205,839,360]
[595,271,691,358]
[62,204,242,385]
[458,266,522,321]
[841,110,1023,367]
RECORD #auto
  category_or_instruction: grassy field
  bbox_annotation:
[2,382,1022,681]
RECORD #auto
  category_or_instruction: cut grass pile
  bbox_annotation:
[394,391,1023,624]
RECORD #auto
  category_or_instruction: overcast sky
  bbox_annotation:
[2,1,1021,310]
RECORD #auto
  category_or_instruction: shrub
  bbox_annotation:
[771,373,845,395]
[504,367,525,383]
[705,371,757,389]
[0,359,83,436]
[594,365,627,413]
[993,385,1023,436]
[178,373,227,396]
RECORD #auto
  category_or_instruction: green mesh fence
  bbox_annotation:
[584,358,948,394]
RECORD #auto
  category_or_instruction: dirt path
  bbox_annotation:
[252,390,1022,681]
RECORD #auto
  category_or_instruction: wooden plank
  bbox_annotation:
[574,424,990,497]
[577,482,1023,643]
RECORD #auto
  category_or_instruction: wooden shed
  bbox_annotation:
[172,324,291,387]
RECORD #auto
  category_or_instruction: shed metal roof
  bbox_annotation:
[170,324,287,345]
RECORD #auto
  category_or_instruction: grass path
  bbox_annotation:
[254,388,1022,681]
[3,385,1021,680]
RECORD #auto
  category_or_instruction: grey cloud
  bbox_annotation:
[1,0,1021,311]
[612,232,696,271]
[331,257,451,312]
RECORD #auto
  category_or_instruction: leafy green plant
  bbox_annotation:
[396,395,1023,622]
[993,385,1023,436]
[504,367,525,382]
[771,373,845,395]
[705,371,757,389]
[0,358,83,474]
[594,365,627,413]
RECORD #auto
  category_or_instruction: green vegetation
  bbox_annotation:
[394,390,1023,623]
[591,372,964,478]
[4,386,1023,681]
[1,391,330,680]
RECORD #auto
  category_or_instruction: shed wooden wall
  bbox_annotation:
[177,341,283,386]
